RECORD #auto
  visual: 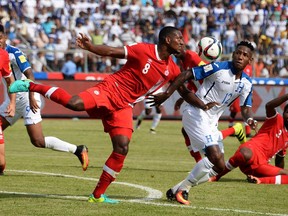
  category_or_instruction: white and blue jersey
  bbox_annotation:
[0,44,42,126]
[182,61,253,154]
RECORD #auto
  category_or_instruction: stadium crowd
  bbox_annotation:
[0,0,287,77]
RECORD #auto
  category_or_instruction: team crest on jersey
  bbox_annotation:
[203,64,213,73]
[164,70,169,76]
[18,55,27,63]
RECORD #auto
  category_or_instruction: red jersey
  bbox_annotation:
[249,113,288,160]
[102,43,181,108]
[0,49,12,78]
[243,64,252,77]
[181,50,206,93]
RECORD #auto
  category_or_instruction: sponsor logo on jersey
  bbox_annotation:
[94,90,100,95]
[164,70,169,76]
[221,80,230,85]
[203,64,213,73]
[18,55,27,63]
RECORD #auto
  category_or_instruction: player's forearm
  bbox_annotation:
[178,86,206,110]
[167,70,193,97]
[87,44,125,59]
[266,94,288,111]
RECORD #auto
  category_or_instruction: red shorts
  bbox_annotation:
[238,141,281,177]
[78,87,133,134]
[229,98,240,113]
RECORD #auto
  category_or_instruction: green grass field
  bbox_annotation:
[1,119,287,216]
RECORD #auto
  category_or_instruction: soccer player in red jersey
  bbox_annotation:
[211,93,288,184]
[0,49,15,175]
[9,27,210,203]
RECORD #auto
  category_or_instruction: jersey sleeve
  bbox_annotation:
[12,48,31,73]
[192,62,226,81]
[124,43,143,61]
[0,50,12,77]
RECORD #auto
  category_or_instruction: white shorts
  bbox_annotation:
[0,92,43,126]
[182,103,224,155]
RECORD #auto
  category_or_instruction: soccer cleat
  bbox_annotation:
[247,175,261,184]
[175,190,190,205]
[233,123,246,144]
[88,194,119,204]
[75,145,89,171]
[166,188,175,201]
[9,79,33,93]
[150,128,156,134]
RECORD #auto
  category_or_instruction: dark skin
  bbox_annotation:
[239,94,288,175]
[148,45,256,173]
[62,30,185,155]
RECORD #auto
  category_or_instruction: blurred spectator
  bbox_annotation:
[260,62,271,78]
[32,51,48,73]
[55,37,67,71]
[45,35,57,71]
[279,64,288,78]
[119,24,135,45]
[254,57,265,77]
[56,26,72,50]
[61,53,77,79]
[90,28,103,45]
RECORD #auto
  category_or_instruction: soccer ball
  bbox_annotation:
[197,36,222,62]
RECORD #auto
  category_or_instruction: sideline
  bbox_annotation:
[1,170,287,216]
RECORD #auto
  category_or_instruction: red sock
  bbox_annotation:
[30,83,72,106]
[258,175,288,184]
[93,152,126,198]
[221,127,235,139]
[245,123,251,135]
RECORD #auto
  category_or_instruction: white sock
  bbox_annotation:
[171,180,185,194]
[178,157,214,192]
[44,136,77,153]
[138,110,146,121]
[151,113,162,130]
[196,168,218,185]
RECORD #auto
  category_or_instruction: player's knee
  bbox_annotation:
[30,137,45,148]
[67,96,85,111]
[111,135,130,155]
[240,147,252,162]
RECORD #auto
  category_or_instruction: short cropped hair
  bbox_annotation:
[158,26,179,44]
[236,41,255,52]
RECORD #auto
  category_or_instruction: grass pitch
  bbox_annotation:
[1,119,287,216]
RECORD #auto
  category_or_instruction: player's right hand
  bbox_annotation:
[146,92,169,107]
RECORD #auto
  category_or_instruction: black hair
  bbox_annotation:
[158,26,179,44]
[0,24,4,34]
[236,41,255,52]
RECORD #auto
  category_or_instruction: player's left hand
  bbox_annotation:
[5,104,15,117]
[76,33,91,50]
[29,96,40,114]
[247,118,258,133]
[146,92,169,107]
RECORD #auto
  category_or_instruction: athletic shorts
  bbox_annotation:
[229,98,240,113]
[182,103,224,154]
[79,88,133,133]
[237,141,281,176]
[0,92,43,126]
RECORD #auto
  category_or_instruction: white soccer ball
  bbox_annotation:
[197,36,222,62]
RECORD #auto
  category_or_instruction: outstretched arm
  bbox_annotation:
[147,70,194,106]
[241,106,258,132]
[265,94,288,118]
[76,33,125,59]
[177,84,218,110]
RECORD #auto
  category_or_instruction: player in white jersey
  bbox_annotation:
[148,41,258,205]
[0,24,89,174]
[135,86,165,134]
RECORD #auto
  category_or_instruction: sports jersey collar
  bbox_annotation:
[155,45,161,60]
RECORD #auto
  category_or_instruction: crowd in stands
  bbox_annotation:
[0,0,287,78]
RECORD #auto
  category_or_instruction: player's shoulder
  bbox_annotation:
[241,71,253,84]
[0,48,8,56]
[211,61,231,69]
[6,44,22,55]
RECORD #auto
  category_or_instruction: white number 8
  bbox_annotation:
[142,63,151,74]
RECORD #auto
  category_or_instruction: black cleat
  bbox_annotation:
[166,188,175,201]
[75,145,89,171]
